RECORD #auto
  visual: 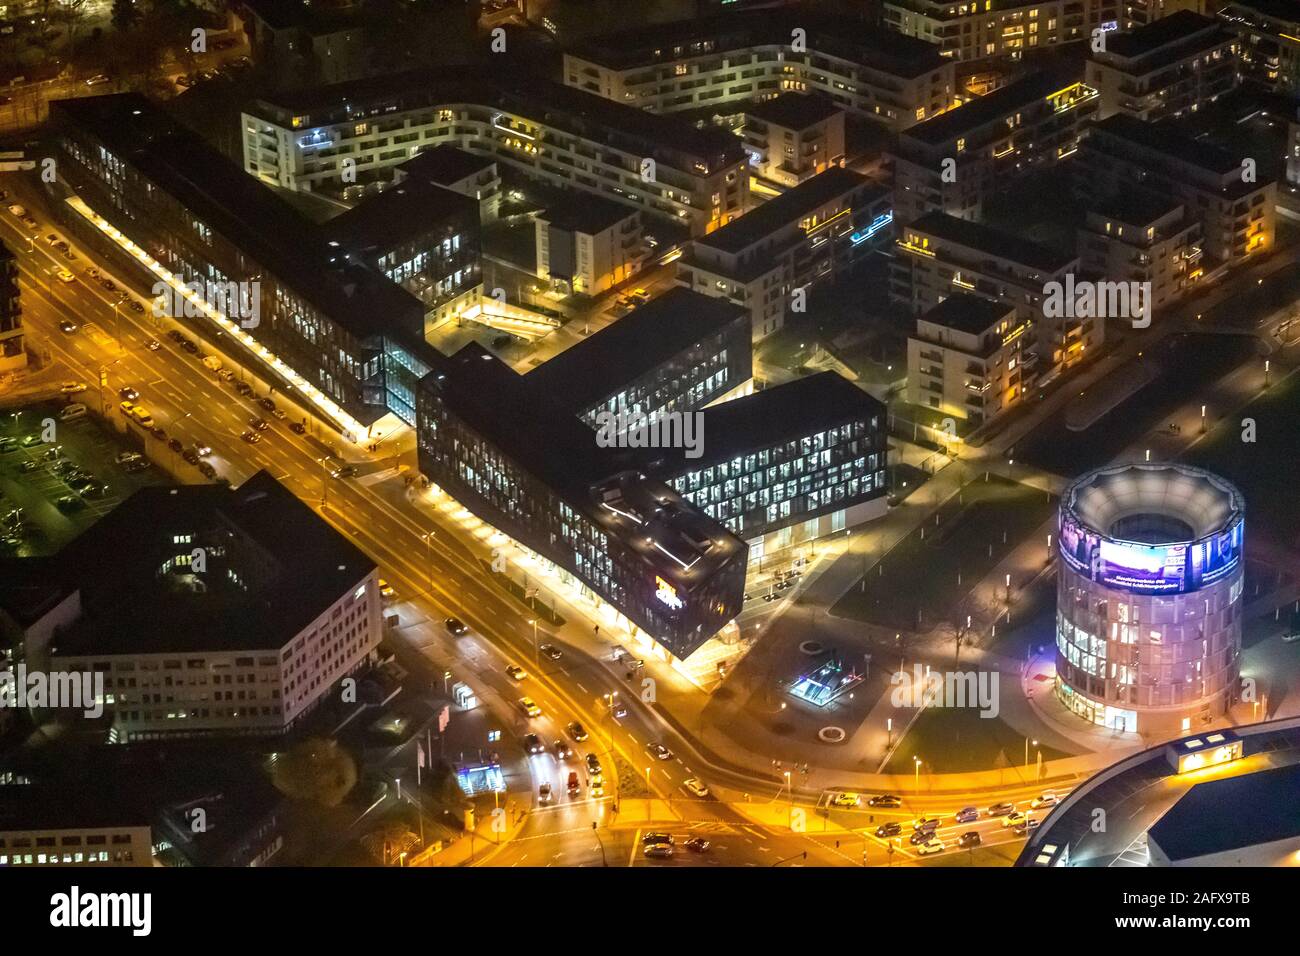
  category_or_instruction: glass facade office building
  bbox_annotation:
[1055,463,1245,739]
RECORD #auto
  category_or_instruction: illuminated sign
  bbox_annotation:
[655,576,684,611]
[1059,513,1243,596]
[851,211,893,245]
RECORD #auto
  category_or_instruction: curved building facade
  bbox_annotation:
[1055,463,1245,739]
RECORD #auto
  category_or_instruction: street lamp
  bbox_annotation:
[913,756,921,792]
[1025,737,1038,766]
[529,618,538,664]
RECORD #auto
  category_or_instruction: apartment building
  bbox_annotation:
[1077,191,1203,313]
[884,0,1122,62]
[1123,0,1204,30]
[42,472,382,743]
[1220,0,1300,92]
[535,195,651,296]
[907,293,1030,424]
[1089,11,1238,121]
[562,12,956,129]
[677,167,893,341]
[237,0,369,90]
[891,67,1098,223]
[743,93,846,188]
[892,212,1101,372]
[0,790,152,867]
[1078,113,1276,264]
[1288,115,1300,187]
[242,66,749,237]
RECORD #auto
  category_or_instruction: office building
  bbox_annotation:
[1220,1,1300,92]
[907,294,1031,425]
[893,212,1100,373]
[635,372,890,559]
[677,167,893,341]
[0,789,152,867]
[241,65,749,236]
[884,0,1122,61]
[0,240,22,371]
[563,12,955,129]
[394,145,502,222]
[1056,462,1245,737]
[891,68,1098,224]
[742,93,846,188]
[535,194,651,296]
[321,178,482,332]
[1088,11,1238,121]
[41,471,383,742]
[1078,113,1276,264]
[526,286,752,426]
[1077,191,1203,312]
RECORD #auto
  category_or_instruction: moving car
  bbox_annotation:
[518,696,542,718]
[378,579,395,598]
[248,417,269,431]
[505,664,527,681]
[539,643,562,661]
[566,771,581,796]
[911,815,942,831]
[867,794,902,808]
[987,802,1016,817]
[917,839,946,856]
[240,430,261,444]
[55,269,73,283]
[585,753,602,776]
[684,837,709,853]
[118,386,139,401]
[58,320,77,334]
[444,617,468,635]
[522,733,545,755]
[875,822,903,838]
[648,743,673,761]
[642,833,674,846]
[955,807,980,824]
[829,792,861,809]
[958,831,982,849]
[554,741,573,760]
[567,721,588,741]
[683,778,709,798]
[1001,811,1027,829]
[330,465,357,480]
[538,783,553,805]
[1012,818,1041,836]
[1030,793,1058,810]
[60,382,87,394]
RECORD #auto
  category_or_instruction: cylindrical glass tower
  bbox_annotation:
[1055,462,1245,738]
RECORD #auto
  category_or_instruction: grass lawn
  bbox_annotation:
[882,706,1071,775]
[832,474,1056,631]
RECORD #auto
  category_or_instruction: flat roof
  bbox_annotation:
[322,179,477,253]
[525,287,749,414]
[568,12,948,79]
[539,191,637,235]
[920,293,1016,336]
[0,785,151,833]
[52,94,420,342]
[1104,11,1226,62]
[1149,762,1300,862]
[247,66,744,166]
[1087,188,1184,227]
[398,145,496,185]
[904,66,1083,147]
[747,93,842,130]
[1222,0,1300,23]
[906,211,1076,273]
[242,0,360,34]
[1089,113,1244,177]
[50,471,376,657]
[695,166,879,255]
[636,372,884,473]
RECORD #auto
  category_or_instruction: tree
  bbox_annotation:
[269,737,358,807]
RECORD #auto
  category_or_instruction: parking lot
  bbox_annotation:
[0,401,167,555]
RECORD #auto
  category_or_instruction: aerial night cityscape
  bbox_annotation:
[0,0,1296,935]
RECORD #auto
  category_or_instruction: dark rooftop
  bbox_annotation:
[1086,189,1184,227]
[1103,11,1226,63]
[398,145,496,186]
[919,293,1017,336]
[747,93,842,130]
[0,557,74,630]
[540,191,637,236]
[568,12,948,79]
[526,287,750,415]
[0,785,151,833]
[49,471,375,657]
[1148,762,1300,862]
[695,166,878,255]
[1088,113,1244,177]
[906,211,1077,273]
[242,0,362,34]
[1221,0,1300,24]
[903,65,1085,148]
[323,179,477,254]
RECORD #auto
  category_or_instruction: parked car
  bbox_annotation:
[829,792,861,809]
[60,381,88,394]
[683,837,710,853]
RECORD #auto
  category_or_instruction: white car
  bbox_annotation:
[60,381,88,394]
[1030,793,1058,810]
[917,839,946,856]
[56,269,75,283]
[683,778,709,798]
[505,664,527,681]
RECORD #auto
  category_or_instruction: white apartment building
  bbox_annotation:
[884,0,1123,61]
